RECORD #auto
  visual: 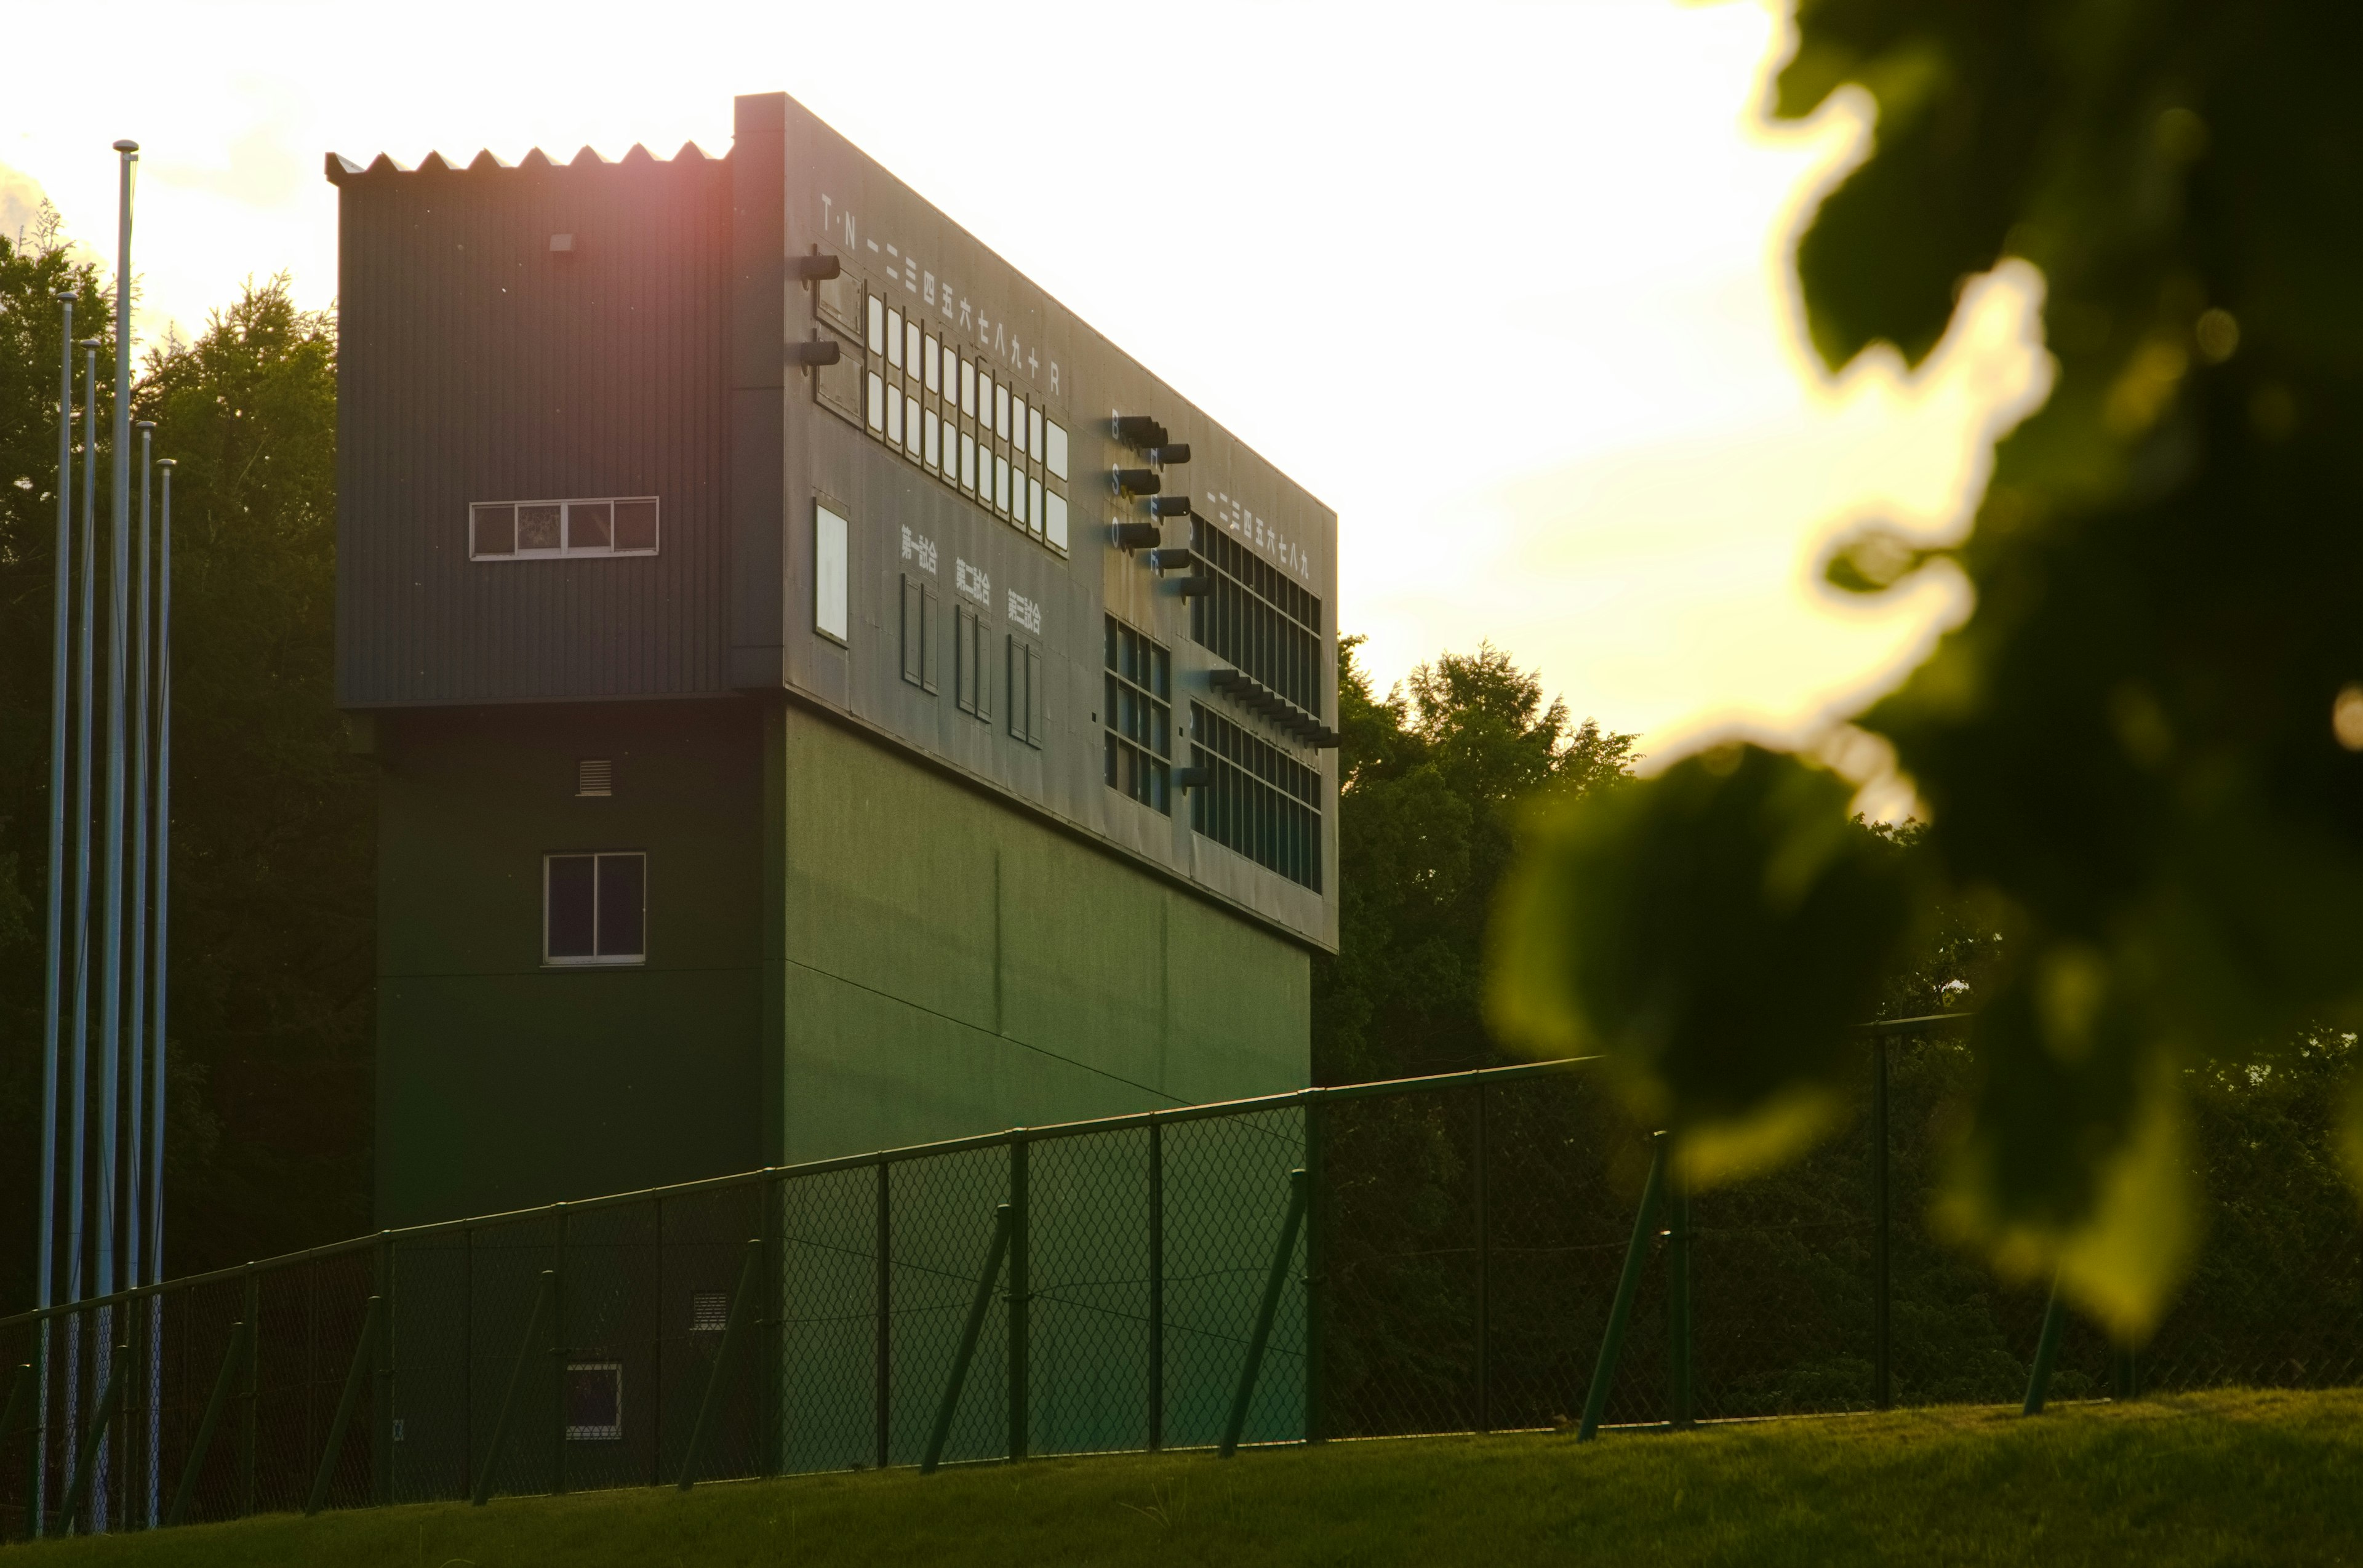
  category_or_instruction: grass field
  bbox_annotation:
[6,1390,2356,1566]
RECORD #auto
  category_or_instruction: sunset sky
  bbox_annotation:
[4,0,2052,780]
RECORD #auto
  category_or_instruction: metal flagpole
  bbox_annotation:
[34,287,78,1542]
[146,455,176,1529]
[62,335,103,1527]
[124,423,154,1527]
[92,136,138,1532]
[125,424,153,1311]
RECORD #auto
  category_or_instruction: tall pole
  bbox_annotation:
[34,287,78,1542]
[125,424,154,1528]
[126,425,154,1306]
[146,456,175,1527]
[90,137,138,1532]
[62,336,103,1520]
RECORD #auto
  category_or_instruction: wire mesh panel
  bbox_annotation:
[1319,1089,1479,1439]
[1690,1098,1877,1419]
[778,1165,882,1473]
[1027,1127,1151,1456]
[886,1147,1012,1468]
[1477,1073,1659,1430]
[1161,1106,1306,1450]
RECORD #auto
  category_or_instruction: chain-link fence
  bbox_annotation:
[4,1028,2359,1539]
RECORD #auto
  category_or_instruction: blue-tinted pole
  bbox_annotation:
[34,288,77,1542]
[92,137,138,1531]
[63,337,103,1510]
[146,456,175,1529]
[125,425,154,1311]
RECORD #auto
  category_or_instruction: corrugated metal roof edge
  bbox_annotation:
[323,143,724,185]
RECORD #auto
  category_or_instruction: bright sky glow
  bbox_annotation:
[5,0,2052,773]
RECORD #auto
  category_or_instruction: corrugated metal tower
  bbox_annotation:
[330,93,1341,1228]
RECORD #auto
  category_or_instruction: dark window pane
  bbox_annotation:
[597,854,645,958]
[472,503,516,556]
[518,504,562,551]
[568,501,612,551]
[614,499,658,551]
[547,855,596,958]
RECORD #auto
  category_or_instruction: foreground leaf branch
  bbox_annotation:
[1492,0,2363,1336]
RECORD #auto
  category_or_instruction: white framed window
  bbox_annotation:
[545,852,646,966]
[1046,489,1068,552]
[1029,407,1044,463]
[905,318,922,379]
[994,382,1010,441]
[923,333,940,394]
[1030,478,1045,539]
[995,454,1011,516]
[1012,466,1029,529]
[961,358,976,418]
[923,407,941,471]
[815,502,849,644]
[1046,420,1068,481]
[566,1362,623,1441]
[886,306,904,370]
[866,292,885,355]
[1014,396,1030,454]
[886,388,903,446]
[471,498,658,561]
[866,370,886,435]
[978,370,994,430]
[905,392,921,458]
[961,432,977,492]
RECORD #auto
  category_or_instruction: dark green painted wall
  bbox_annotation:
[374,697,1309,1225]
[374,701,765,1226]
[774,706,1308,1162]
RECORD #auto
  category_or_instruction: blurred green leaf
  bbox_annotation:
[1489,745,1921,1185]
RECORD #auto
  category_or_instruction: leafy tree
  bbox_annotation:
[1317,638,1634,1083]
[0,250,369,1313]
[1493,0,2363,1335]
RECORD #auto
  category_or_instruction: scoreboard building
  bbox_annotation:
[330,92,1340,1229]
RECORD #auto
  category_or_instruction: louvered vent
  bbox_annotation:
[577,759,614,798]
[689,1291,728,1332]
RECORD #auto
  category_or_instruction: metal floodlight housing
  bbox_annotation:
[1147,495,1189,518]
[1112,468,1161,497]
[1110,521,1162,550]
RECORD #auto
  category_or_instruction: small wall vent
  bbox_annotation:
[577,759,614,798]
[690,1291,729,1332]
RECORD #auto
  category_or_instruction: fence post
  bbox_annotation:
[374,1236,394,1507]
[874,1159,892,1470]
[1474,1081,1490,1435]
[922,1206,1014,1476]
[2111,1345,2140,1402]
[2022,1277,2068,1416]
[551,1208,569,1497]
[1007,1135,1030,1463]
[165,1321,248,1527]
[470,1270,554,1506]
[1303,1096,1325,1446]
[1873,1033,1892,1411]
[238,1271,258,1518]
[305,1295,383,1516]
[676,1239,763,1492]
[1147,1119,1164,1453]
[1668,1159,1692,1431]
[761,1176,783,1479]
[1578,1132,1667,1443]
[1220,1168,1310,1458]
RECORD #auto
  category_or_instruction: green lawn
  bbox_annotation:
[8,1390,2357,1566]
